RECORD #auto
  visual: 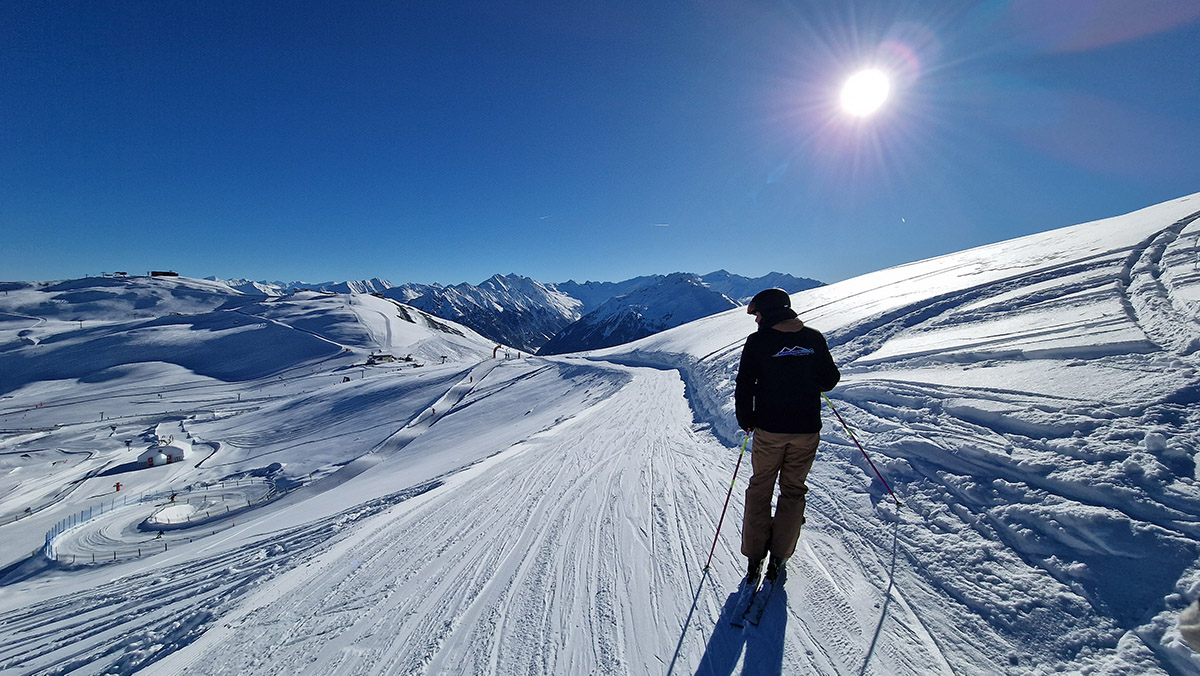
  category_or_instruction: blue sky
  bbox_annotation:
[3,1,1199,286]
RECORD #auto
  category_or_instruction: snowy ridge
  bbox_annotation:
[537,271,821,355]
[699,269,822,303]
[389,274,583,353]
[1,276,246,326]
[0,194,1199,675]
[553,274,663,312]
[538,273,740,355]
[206,277,395,296]
[0,283,498,398]
[599,192,1200,674]
[199,271,820,354]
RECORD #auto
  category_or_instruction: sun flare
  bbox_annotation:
[840,68,891,117]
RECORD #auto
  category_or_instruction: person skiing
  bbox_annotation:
[735,288,840,586]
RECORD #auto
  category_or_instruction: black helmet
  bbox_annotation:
[747,288,790,314]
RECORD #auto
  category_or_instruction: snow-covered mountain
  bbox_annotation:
[553,270,820,311]
[539,271,821,355]
[387,274,583,353]
[2,276,248,324]
[221,279,286,296]
[206,277,394,296]
[2,194,1199,675]
[700,269,822,302]
[205,272,820,354]
[386,281,438,304]
[553,274,664,313]
[594,192,1200,675]
[537,272,740,355]
[387,272,814,354]
[203,273,579,353]
[310,278,393,295]
[0,276,497,396]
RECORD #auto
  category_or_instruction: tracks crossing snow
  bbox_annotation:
[146,363,727,675]
[0,358,954,675]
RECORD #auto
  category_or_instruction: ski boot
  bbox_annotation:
[745,557,764,585]
[766,555,788,584]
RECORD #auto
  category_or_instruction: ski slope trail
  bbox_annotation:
[5,195,1200,675]
[595,193,1200,675]
[0,359,944,675]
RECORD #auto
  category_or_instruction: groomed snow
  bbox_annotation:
[0,193,1198,675]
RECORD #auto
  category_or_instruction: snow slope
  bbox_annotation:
[538,273,740,355]
[598,192,1200,674]
[390,274,584,353]
[699,269,822,303]
[1,194,1199,675]
[387,271,822,354]
[206,277,395,296]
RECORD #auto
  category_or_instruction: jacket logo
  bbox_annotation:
[772,346,814,357]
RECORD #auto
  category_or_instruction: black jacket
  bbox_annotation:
[735,316,840,434]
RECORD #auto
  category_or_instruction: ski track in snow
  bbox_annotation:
[4,197,1200,675]
[0,361,945,676]
[600,198,1200,675]
[148,365,771,675]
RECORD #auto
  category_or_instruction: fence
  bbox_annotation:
[50,528,236,565]
[42,478,281,564]
[143,484,281,530]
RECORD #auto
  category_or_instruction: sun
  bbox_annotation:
[839,68,891,118]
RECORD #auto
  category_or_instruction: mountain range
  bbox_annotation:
[2,193,1197,674]
[206,270,822,353]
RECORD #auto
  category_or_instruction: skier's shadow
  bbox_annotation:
[694,585,787,676]
[859,517,900,675]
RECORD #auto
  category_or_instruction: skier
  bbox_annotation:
[735,288,840,586]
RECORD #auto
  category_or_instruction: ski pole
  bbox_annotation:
[822,393,903,508]
[703,432,750,572]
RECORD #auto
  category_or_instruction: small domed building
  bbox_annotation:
[138,448,168,467]
[138,438,191,467]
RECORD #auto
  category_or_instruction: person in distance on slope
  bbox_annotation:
[735,288,840,585]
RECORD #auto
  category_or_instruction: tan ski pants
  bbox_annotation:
[741,429,819,561]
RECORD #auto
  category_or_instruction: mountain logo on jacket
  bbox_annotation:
[772,346,815,357]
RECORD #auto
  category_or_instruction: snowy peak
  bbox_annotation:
[225,280,285,296]
[553,275,664,313]
[699,269,822,303]
[538,272,739,355]
[190,271,824,354]
[312,278,393,295]
[475,274,581,316]
[386,274,583,352]
[388,282,444,303]
[534,270,821,355]
[204,277,394,296]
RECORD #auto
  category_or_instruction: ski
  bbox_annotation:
[728,576,760,627]
[744,577,776,626]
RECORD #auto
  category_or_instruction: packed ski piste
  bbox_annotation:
[2,194,1200,674]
